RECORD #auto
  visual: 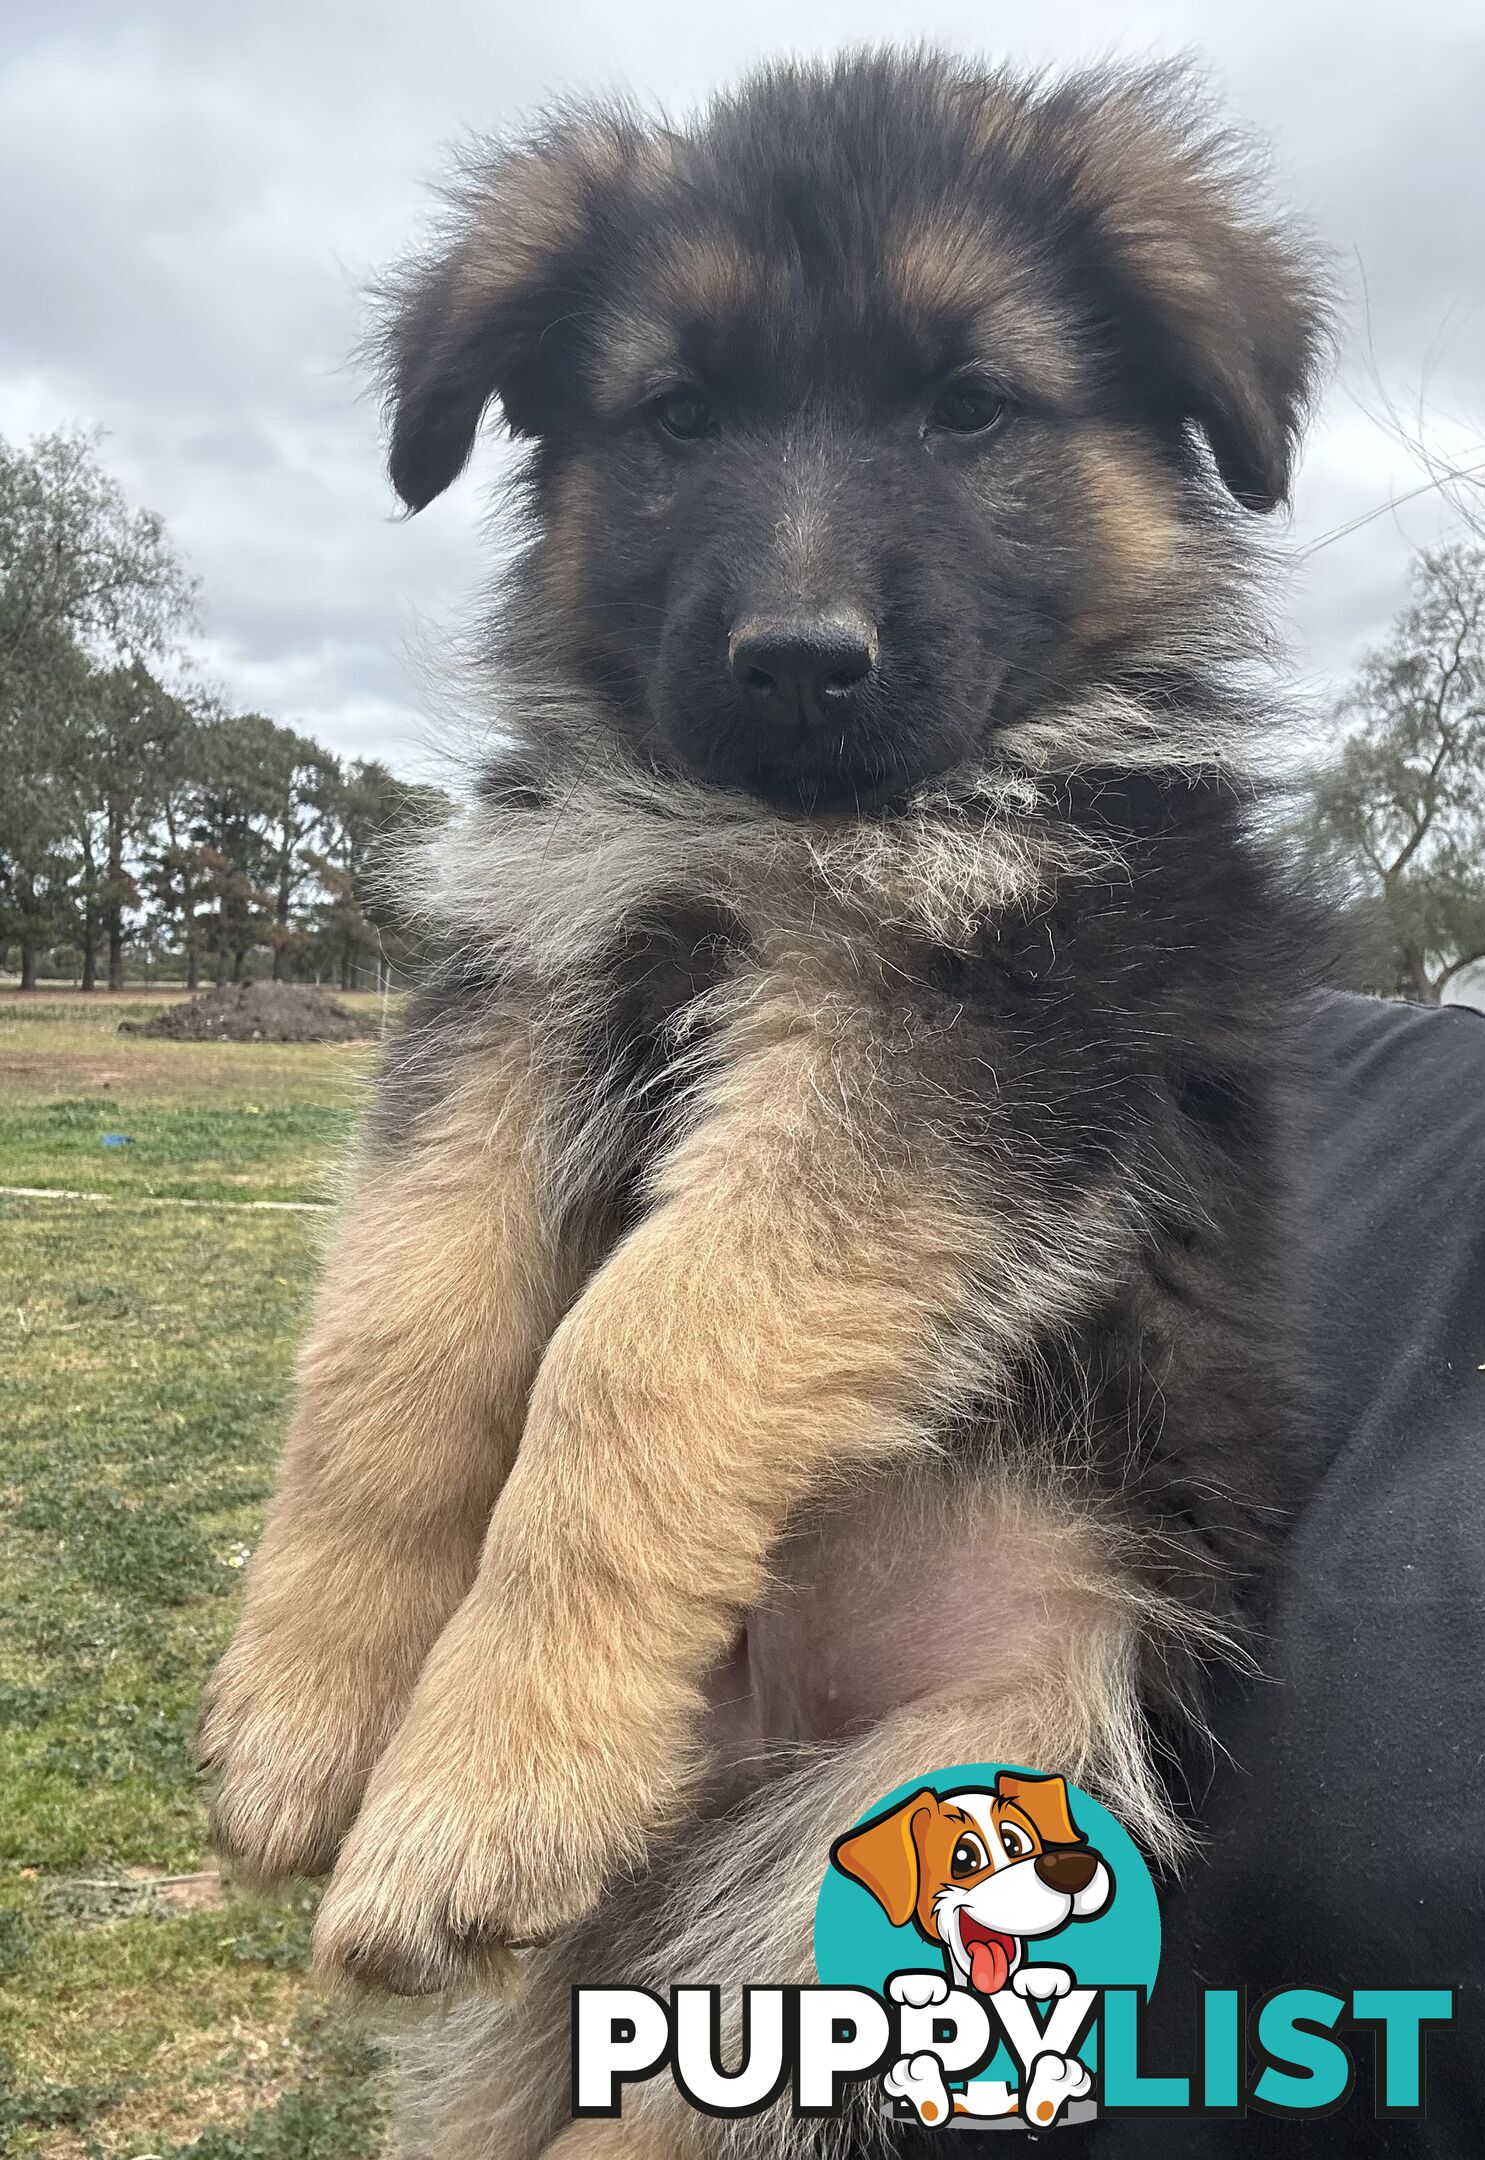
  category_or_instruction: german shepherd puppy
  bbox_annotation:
[199,49,1328,2157]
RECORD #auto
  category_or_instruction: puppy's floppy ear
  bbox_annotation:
[831,1789,936,1929]
[375,108,664,511]
[995,1772,1085,1848]
[1055,69,1330,511]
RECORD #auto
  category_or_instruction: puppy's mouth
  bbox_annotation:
[700,725,910,815]
[956,1911,1017,1995]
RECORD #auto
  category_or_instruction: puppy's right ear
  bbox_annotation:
[831,1790,935,1929]
[376,109,659,511]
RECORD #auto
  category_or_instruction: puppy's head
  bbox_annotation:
[380,52,1327,809]
[832,1773,1112,1992]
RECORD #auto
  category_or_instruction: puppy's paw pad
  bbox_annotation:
[1022,2051,1091,2127]
[884,2052,954,2127]
[888,1969,950,2009]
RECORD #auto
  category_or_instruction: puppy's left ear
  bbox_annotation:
[375,108,667,511]
[1060,70,1331,511]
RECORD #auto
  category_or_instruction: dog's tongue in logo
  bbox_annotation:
[959,1916,1014,1995]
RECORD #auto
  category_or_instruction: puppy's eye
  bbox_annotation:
[927,375,1008,437]
[999,1824,1032,1859]
[950,1833,990,1878]
[651,389,718,442]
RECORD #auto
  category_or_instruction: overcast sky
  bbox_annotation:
[3,1,1482,777]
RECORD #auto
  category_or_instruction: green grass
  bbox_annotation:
[0,992,389,2158]
[0,1095,352,1203]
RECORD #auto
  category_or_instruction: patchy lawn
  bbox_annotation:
[0,991,390,2157]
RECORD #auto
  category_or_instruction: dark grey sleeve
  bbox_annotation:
[931,992,1485,2159]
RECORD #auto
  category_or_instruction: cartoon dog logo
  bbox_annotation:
[830,1772,1112,2127]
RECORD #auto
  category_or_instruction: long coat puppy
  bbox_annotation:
[199,49,1328,2159]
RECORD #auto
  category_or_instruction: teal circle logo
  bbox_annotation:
[811,1771,1156,1987]
[813,1764,1160,2124]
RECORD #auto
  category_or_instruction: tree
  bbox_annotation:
[257,722,336,981]
[309,762,445,991]
[54,660,189,989]
[0,630,85,987]
[1308,545,1485,1003]
[138,698,214,989]
[0,727,74,989]
[0,427,448,991]
[0,429,192,693]
[188,716,280,985]
[310,759,394,991]
[0,429,195,987]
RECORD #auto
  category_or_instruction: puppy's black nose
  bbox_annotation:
[729,611,877,716]
[1034,1849,1099,1895]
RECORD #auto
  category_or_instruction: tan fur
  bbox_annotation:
[199,1030,578,1882]
[654,233,770,321]
[310,929,1177,1999]
[541,2127,658,2160]
[1067,424,1186,648]
[881,216,1086,403]
[203,764,1138,1936]
[540,463,597,619]
[1054,74,1324,508]
[459,121,656,311]
[387,1591,1170,2160]
[311,962,988,1989]
[594,236,786,417]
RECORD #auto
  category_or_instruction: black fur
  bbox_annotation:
[377,50,1333,1698]
[380,53,1326,811]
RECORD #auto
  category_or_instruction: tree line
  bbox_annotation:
[1304,542,1485,1004]
[3,428,1482,1002]
[1,430,444,993]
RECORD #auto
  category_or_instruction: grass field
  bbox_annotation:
[0,991,390,2158]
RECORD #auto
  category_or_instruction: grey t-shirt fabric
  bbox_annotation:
[922,991,1485,2157]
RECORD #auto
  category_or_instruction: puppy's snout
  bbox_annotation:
[729,609,877,717]
[1034,1849,1099,1895]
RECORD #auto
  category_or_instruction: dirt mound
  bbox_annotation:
[121,981,378,1044]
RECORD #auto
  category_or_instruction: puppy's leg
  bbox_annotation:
[199,1035,578,1883]
[313,973,1150,1987]
[311,990,984,1983]
[389,1595,1173,2160]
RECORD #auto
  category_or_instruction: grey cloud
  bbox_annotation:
[3,0,1482,771]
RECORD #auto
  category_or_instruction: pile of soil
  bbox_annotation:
[120,981,378,1044]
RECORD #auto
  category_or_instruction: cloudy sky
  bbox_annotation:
[3,1,1482,776]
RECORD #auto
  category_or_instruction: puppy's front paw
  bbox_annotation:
[311,1800,523,1997]
[196,1639,388,1883]
[312,1688,676,1994]
[1011,1963,1073,2002]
